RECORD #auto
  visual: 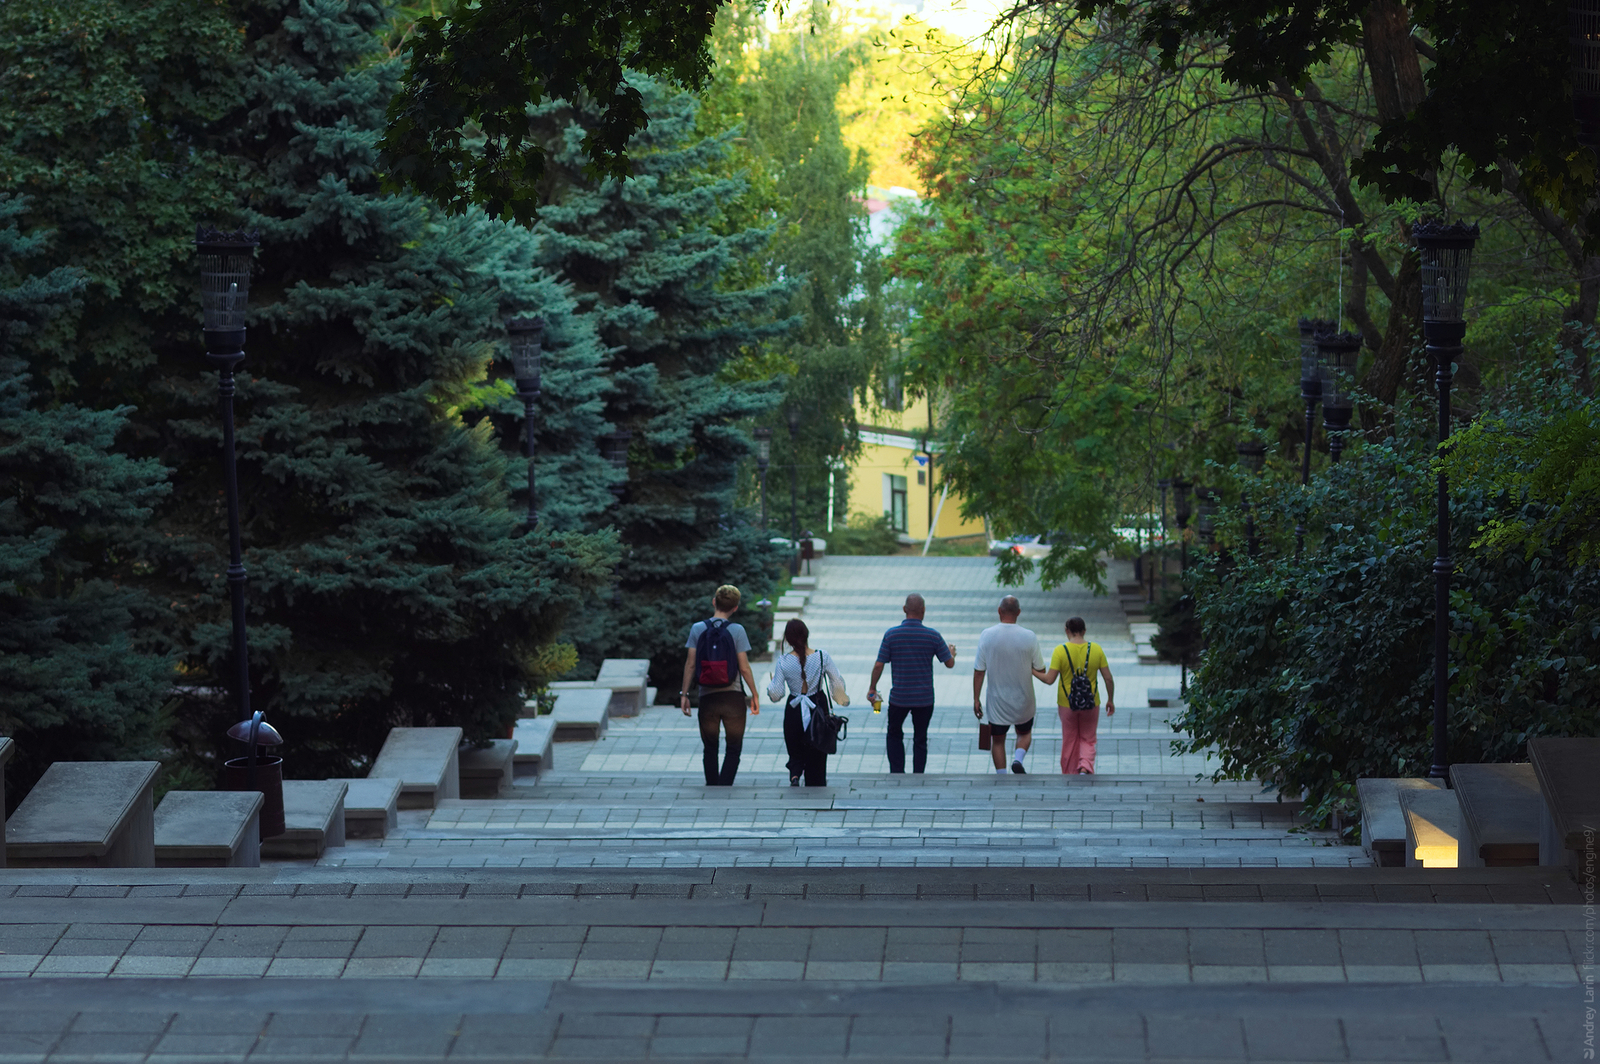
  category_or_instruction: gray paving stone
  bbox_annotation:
[1414,929,1495,966]
[750,1016,850,1055]
[352,927,439,958]
[1339,928,1418,967]
[1262,928,1342,967]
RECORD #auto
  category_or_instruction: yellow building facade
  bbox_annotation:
[844,390,986,543]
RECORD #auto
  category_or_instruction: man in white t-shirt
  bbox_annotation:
[972,595,1046,774]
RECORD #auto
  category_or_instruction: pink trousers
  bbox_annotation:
[1058,704,1099,774]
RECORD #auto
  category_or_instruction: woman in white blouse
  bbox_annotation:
[766,618,848,786]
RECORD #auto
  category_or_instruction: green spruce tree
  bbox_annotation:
[530,78,796,682]
[0,195,175,804]
[138,0,615,777]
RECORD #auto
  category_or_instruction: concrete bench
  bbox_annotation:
[1357,777,1441,867]
[369,726,463,809]
[154,791,262,868]
[512,717,556,777]
[552,687,610,741]
[1451,762,1541,867]
[330,777,401,839]
[1401,787,1460,868]
[790,576,818,590]
[459,739,517,798]
[1529,736,1600,873]
[1147,688,1180,708]
[5,761,159,868]
[0,737,12,868]
[260,780,347,859]
[596,658,651,718]
[777,593,808,612]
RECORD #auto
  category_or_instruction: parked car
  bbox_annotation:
[988,534,1052,559]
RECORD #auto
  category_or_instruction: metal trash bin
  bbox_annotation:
[222,711,285,838]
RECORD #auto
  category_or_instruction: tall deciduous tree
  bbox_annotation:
[700,3,889,534]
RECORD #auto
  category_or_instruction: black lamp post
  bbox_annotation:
[1236,442,1265,557]
[602,431,631,501]
[1172,477,1192,696]
[506,316,545,529]
[1414,219,1479,781]
[754,427,772,529]
[1572,1,1600,146]
[785,405,800,576]
[1297,317,1335,553]
[1195,486,1217,550]
[1316,331,1362,464]
[1153,478,1171,603]
[196,226,260,730]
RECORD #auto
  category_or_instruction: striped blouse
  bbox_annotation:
[765,649,849,709]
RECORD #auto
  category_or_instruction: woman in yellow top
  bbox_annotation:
[1032,616,1115,774]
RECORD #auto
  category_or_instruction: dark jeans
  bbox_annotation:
[698,691,746,786]
[886,702,935,773]
[783,701,828,786]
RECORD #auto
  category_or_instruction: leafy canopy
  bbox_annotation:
[381,0,721,221]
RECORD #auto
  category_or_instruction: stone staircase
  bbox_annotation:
[315,771,1355,871]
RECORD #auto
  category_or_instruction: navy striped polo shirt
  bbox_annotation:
[875,618,952,707]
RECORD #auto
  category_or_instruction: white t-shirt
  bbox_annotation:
[974,622,1046,725]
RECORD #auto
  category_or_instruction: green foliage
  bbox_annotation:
[1443,354,1600,566]
[525,77,793,684]
[380,0,722,221]
[0,0,243,393]
[700,4,888,532]
[1072,0,1597,240]
[1176,391,1600,824]
[0,196,175,806]
[827,513,901,556]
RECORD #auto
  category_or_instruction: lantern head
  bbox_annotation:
[1236,441,1266,475]
[506,317,545,395]
[753,426,772,466]
[196,227,260,353]
[1413,220,1479,340]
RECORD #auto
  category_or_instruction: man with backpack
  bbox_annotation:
[1032,616,1115,774]
[680,584,760,786]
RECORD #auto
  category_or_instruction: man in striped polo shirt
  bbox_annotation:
[867,593,957,773]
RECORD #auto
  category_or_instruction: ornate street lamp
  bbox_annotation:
[506,316,544,529]
[1414,219,1478,780]
[601,431,632,501]
[1572,1,1600,145]
[1171,477,1193,696]
[1195,486,1217,550]
[1316,331,1362,464]
[1236,441,1265,557]
[785,404,801,575]
[196,226,260,732]
[1152,477,1172,603]
[754,427,772,529]
[1297,317,1335,554]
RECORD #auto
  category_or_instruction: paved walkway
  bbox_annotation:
[576,556,1200,778]
[0,868,1586,1060]
[1,557,1586,1062]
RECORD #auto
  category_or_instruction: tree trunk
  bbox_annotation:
[1361,243,1421,432]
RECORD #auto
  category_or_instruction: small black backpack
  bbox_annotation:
[1064,642,1095,712]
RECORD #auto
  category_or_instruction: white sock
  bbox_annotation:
[996,767,1008,775]
[1013,747,1028,764]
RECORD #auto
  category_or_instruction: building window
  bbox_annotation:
[916,470,925,486]
[884,375,903,411]
[884,474,908,532]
